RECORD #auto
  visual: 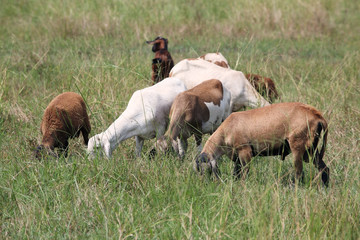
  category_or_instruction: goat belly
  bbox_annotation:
[201,101,228,133]
[250,139,290,157]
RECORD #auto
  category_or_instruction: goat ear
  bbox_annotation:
[146,36,161,44]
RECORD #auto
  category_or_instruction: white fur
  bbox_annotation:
[170,58,270,111]
[87,77,187,158]
[199,52,230,68]
[157,80,232,158]
[176,86,232,157]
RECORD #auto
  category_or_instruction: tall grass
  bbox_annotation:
[1,0,359,238]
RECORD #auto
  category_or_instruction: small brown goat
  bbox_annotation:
[35,92,91,158]
[196,102,329,186]
[245,73,279,103]
[146,36,174,84]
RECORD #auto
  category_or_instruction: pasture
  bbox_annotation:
[1,0,359,238]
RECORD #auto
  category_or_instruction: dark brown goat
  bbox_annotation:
[35,92,91,159]
[245,73,279,103]
[146,36,174,84]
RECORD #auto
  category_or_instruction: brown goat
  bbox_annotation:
[35,92,91,158]
[146,36,174,84]
[196,102,329,186]
[245,73,279,103]
[154,79,231,158]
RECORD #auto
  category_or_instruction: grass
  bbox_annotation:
[1,0,360,238]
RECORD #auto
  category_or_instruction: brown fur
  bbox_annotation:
[197,102,329,186]
[36,92,91,158]
[213,61,229,68]
[167,79,224,140]
[245,73,279,103]
[146,37,174,84]
[155,79,226,157]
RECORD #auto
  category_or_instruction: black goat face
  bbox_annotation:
[195,152,209,173]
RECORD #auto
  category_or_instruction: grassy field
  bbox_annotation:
[1,0,359,238]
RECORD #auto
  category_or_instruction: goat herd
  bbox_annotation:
[34,37,330,187]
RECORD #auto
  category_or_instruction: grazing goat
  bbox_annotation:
[198,52,230,68]
[197,53,279,102]
[169,58,270,111]
[196,102,329,186]
[245,73,279,103]
[87,77,187,158]
[35,92,91,159]
[155,79,231,158]
[146,36,174,84]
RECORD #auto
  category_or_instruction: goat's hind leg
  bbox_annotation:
[289,140,306,184]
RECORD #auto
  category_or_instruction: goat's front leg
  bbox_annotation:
[135,136,144,157]
[194,134,203,153]
[177,137,188,159]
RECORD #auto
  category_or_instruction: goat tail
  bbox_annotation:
[315,120,328,162]
[314,120,330,187]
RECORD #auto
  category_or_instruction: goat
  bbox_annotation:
[169,58,270,111]
[196,102,329,186]
[146,36,174,84]
[197,53,279,102]
[154,79,231,158]
[198,52,230,69]
[245,73,279,103]
[35,92,91,159]
[87,77,187,158]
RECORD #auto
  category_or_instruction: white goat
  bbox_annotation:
[169,58,270,111]
[87,77,187,158]
[198,52,230,68]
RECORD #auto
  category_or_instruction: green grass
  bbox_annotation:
[1,0,360,238]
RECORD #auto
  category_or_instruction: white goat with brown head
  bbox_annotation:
[196,102,329,186]
[153,79,231,158]
[169,58,270,111]
[196,53,280,103]
[198,52,230,69]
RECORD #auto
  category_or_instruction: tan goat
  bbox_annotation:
[196,102,329,186]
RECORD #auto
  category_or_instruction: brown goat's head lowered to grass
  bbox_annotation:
[34,92,91,159]
[196,102,329,187]
[146,36,174,84]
